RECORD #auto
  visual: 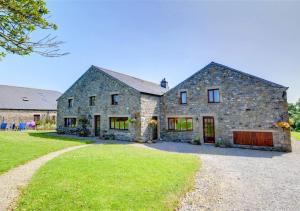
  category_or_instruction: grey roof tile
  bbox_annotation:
[93,66,168,96]
[0,85,61,110]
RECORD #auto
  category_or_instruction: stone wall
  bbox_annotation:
[0,109,57,124]
[140,93,161,141]
[57,66,141,141]
[161,63,291,151]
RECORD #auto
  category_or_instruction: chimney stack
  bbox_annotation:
[160,78,168,89]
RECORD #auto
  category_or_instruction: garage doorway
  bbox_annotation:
[233,131,273,147]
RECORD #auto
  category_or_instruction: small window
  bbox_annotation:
[168,117,193,131]
[64,118,76,128]
[111,94,119,105]
[34,115,40,123]
[89,96,96,106]
[208,89,220,103]
[110,117,129,130]
[68,98,73,108]
[180,91,187,104]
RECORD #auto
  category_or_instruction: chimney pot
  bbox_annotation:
[160,78,168,89]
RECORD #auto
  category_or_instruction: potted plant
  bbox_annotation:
[190,135,201,145]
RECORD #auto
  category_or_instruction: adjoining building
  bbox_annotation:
[0,85,61,126]
[57,62,291,151]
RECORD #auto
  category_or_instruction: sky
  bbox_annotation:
[0,0,299,102]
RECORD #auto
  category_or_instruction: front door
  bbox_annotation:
[203,116,215,143]
[94,115,100,136]
[151,116,158,140]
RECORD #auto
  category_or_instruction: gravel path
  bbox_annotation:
[0,144,90,211]
[139,139,300,211]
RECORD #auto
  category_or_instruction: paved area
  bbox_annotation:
[0,145,90,211]
[139,139,300,211]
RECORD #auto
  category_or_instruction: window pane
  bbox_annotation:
[214,90,220,102]
[110,118,115,129]
[115,120,120,129]
[181,92,187,104]
[181,118,187,130]
[71,118,76,127]
[175,119,181,130]
[208,90,214,102]
[187,118,193,130]
[119,120,125,129]
[168,118,175,130]
[124,120,129,129]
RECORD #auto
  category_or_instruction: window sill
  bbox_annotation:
[109,129,129,131]
[167,130,193,132]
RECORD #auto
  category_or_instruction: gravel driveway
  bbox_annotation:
[142,139,300,211]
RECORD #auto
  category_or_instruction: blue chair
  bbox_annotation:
[1,123,7,130]
[19,122,26,131]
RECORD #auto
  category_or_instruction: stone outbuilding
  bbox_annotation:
[57,62,291,151]
[0,85,61,127]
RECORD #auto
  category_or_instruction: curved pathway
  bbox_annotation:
[139,139,300,211]
[0,144,90,211]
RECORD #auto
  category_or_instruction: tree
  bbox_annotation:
[289,99,300,131]
[0,0,67,58]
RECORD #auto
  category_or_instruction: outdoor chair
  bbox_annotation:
[1,123,7,130]
[19,122,26,131]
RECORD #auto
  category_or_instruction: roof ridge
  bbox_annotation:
[0,84,61,93]
[93,65,162,87]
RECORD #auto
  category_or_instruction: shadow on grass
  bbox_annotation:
[28,131,95,144]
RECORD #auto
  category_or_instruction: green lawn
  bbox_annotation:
[0,131,93,174]
[17,145,200,211]
[291,131,300,141]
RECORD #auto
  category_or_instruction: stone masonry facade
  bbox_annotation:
[0,109,57,125]
[57,62,291,151]
[160,63,291,152]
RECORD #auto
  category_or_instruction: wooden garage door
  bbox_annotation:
[233,131,273,147]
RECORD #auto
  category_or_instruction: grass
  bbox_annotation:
[0,131,93,174]
[16,145,200,211]
[291,131,300,141]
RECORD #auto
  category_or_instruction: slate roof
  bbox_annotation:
[93,66,168,96]
[0,85,61,110]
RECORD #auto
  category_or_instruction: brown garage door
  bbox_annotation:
[233,131,273,147]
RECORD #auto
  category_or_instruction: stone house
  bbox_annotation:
[57,62,291,151]
[0,85,61,127]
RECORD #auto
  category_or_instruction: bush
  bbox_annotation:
[103,134,115,140]
[78,127,90,137]
[190,135,201,145]
[296,122,300,132]
[214,138,230,148]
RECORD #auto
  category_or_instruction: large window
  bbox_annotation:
[110,117,129,130]
[208,89,220,103]
[111,94,119,105]
[64,118,76,128]
[68,98,73,108]
[168,117,193,131]
[89,96,96,106]
[180,91,187,104]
